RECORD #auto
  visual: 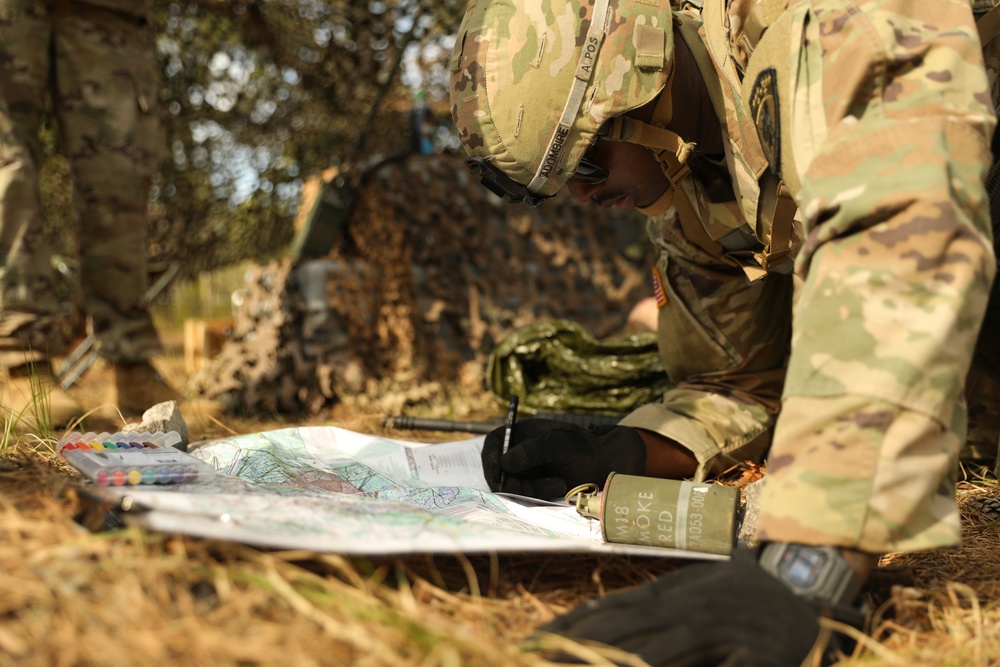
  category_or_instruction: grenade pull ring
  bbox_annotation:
[565,482,602,520]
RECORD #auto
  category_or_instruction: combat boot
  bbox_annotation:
[2,363,85,432]
[111,360,185,417]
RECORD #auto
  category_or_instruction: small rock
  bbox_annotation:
[123,400,190,451]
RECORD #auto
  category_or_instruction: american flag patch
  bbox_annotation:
[651,267,668,308]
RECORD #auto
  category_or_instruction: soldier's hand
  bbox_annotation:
[480,419,645,498]
[535,554,851,667]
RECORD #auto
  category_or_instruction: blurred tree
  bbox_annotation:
[148,0,465,275]
[41,0,465,279]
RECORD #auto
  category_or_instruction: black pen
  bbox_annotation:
[499,395,519,491]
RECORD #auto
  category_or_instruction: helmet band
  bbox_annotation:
[466,156,553,207]
[525,0,612,194]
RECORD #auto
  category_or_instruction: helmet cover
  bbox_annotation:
[450,0,674,200]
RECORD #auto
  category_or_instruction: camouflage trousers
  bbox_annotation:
[0,0,162,368]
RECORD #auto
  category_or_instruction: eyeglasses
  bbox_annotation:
[568,141,608,185]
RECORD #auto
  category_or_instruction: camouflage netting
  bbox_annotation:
[191,152,655,417]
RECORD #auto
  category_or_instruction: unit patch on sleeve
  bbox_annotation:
[748,66,780,176]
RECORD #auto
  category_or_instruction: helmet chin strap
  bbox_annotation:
[637,185,676,217]
[603,73,697,217]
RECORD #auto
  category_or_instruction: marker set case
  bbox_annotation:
[58,431,215,486]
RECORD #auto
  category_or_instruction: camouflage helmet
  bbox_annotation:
[450,0,674,205]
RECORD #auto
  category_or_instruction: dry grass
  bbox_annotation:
[3,337,1000,666]
[1,443,682,667]
[841,477,1000,667]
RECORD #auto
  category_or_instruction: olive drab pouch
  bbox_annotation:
[486,320,672,416]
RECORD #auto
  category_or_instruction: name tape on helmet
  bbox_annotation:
[540,126,572,179]
[527,0,611,194]
[576,33,603,81]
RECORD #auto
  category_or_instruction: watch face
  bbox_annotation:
[779,545,828,588]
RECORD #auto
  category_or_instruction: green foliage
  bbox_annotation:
[145,0,465,277]
[44,0,466,280]
[1,361,57,452]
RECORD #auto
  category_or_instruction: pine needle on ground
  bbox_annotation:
[2,416,998,666]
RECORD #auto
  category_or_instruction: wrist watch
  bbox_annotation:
[758,542,862,606]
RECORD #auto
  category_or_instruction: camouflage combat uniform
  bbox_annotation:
[0,0,162,368]
[451,0,998,553]
[613,0,998,554]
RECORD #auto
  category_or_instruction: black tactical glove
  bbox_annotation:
[535,552,856,667]
[481,418,646,499]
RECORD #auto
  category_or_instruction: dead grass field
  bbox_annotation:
[3,333,1000,666]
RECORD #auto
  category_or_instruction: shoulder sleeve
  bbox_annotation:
[758,0,997,552]
[620,212,795,480]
